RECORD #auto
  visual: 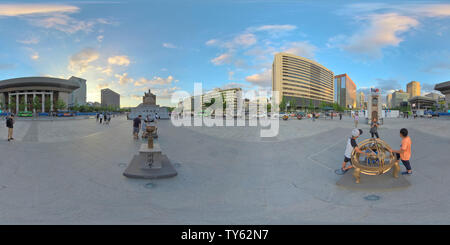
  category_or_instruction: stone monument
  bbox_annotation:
[128,89,170,119]
[123,125,177,179]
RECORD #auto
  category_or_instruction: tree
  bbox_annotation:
[279,96,286,112]
[19,97,26,111]
[289,99,297,112]
[9,101,16,113]
[32,97,41,112]
[45,98,51,112]
[308,99,314,112]
[54,99,66,111]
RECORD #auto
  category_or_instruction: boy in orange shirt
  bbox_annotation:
[390,128,412,175]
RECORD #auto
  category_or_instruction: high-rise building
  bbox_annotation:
[356,91,365,109]
[101,88,120,108]
[334,74,356,109]
[386,93,393,108]
[272,52,334,109]
[69,76,87,106]
[391,90,410,108]
[407,81,421,98]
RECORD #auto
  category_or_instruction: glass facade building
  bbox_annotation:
[334,74,356,109]
[272,52,334,108]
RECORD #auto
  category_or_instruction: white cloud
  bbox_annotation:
[231,33,257,47]
[280,41,317,58]
[31,51,39,60]
[0,4,78,16]
[205,39,219,46]
[96,83,109,89]
[162,43,177,49]
[339,13,419,58]
[245,69,272,86]
[68,48,99,74]
[115,73,134,85]
[211,53,233,66]
[134,75,175,86]
[97,35,104,42]
[17,37,39,45]
[29,14,98,34]
[108,55,130,66]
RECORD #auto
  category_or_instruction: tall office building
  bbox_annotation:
[356,91,365,109]
[101,88,120,108]
[391,90,410,108]
[386,93,393,109]
[69,76,87,106]
[334,74,356,109]
[272,52,334,108]
[407,81,421,98]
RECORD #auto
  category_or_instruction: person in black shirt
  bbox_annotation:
[133,115,142,139]
[6,114,14,141]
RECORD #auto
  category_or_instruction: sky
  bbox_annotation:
[0,0,449,107]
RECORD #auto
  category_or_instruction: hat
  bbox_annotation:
[352,128,363,137]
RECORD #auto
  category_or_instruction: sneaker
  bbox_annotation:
[401,171,412,175]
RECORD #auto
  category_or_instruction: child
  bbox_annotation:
[338,128,370,174]
[390,128,412,175]
[370,118,379,138]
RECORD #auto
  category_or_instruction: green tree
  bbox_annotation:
[45,98,51,112]
[9,101,16,113]
[279,96,286,112]
[308,99,314,112]
[289,99,297,112]
[54,99,66,111]
[32,97,41,112]
[19,98,26,111]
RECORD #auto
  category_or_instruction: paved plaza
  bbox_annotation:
[0,115,449,224]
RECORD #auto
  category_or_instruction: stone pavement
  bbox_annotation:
[0,115,449,224]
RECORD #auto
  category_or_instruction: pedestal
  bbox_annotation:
[123,142,177,179]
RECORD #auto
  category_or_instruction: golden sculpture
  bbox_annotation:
[350,138,398,183]
[146,126,156,149]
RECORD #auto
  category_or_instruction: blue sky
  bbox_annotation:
[0,0,449,107]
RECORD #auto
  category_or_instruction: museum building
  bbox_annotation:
[0,76,85,113]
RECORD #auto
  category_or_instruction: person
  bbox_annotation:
[6,114,14,141]
[141,120,148,138]
[312,112,315,122]
[370,118,379,138]
[354,112,359,128]
[339,129,371,173]
[390,128,412,175]
[339,112,342,120]
[155,112,159,120]
[133,115,142,139]
[96,113,99,122]
[99,113,103,124]
[108,113,111,124]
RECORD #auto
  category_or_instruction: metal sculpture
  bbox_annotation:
[146,125,156,148]
[282,115,289,120]
[350,138,400,183]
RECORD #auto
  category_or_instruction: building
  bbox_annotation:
[434,81,450,111]
[407,81,421,98]
[386,93,393,109]
[0,76,82,113]
[69,76,87,106]
[202,88,242,115]
[334,74,356,109]
[424,92,444,101]
[101,88,120,108]
[356,91,365,109]
[128,89,169,119]
[391,90,410,108]
[408,96,437,111]
[272,52,334,109]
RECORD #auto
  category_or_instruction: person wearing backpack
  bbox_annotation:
[6,114,14,141]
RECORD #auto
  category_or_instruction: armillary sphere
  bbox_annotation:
[350,138,400,183]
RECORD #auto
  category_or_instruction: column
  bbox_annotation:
[25,93,28,111]
[42,93,45,112]
[33,93,36,113]
[16,94,19,113]
[8,93,11,112]
[50,92,53,111]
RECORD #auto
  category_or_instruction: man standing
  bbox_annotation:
[339,112,342,120]
[133,115,142,139]
[6,114,14,141]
